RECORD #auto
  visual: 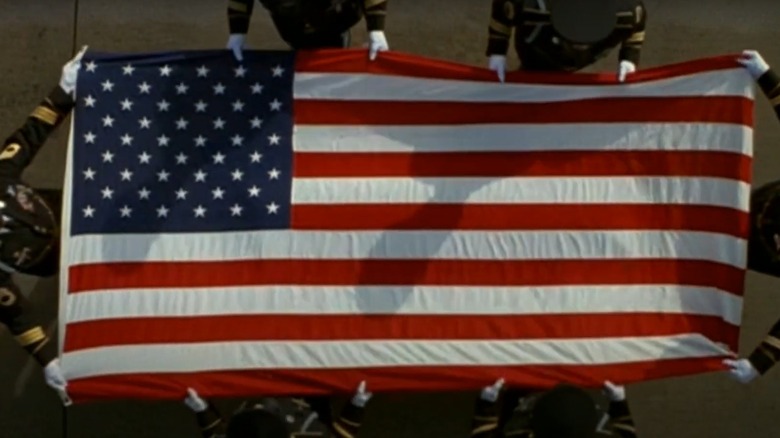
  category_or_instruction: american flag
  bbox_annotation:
[59,49,753,402]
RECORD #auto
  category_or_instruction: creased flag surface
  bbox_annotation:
[59,49,753,402]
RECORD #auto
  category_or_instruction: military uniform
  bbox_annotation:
[471,388,638,437]
[195,396,366,437]
[228,0,388,49]
[743,67,780,376]
[471,396,502,437]
[746,67,780,279]
[0,84,73,368]
[486,0,646,72]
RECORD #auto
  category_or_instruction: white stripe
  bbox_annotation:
[60,334,731,379]
[293,123,753,155]
[65,285,743,325]
[66,230,746,267]
[292,69,752,102]
[290,177,750,211]
[60,119,76,353]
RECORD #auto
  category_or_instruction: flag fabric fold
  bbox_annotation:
[59,48,754,403]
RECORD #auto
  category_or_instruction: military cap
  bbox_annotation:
[549,0,621,44]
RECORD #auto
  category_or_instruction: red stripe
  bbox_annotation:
[65,358,732,403]
[68,260,746,295]
[63,314,738,353]
[293,150,752,180]
[294,49,743,85]
[293,97,752,126]
[291,204,749,237]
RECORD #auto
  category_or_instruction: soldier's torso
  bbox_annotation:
[507,0,643,72]
[748,179,780,277]
[260,0,363,35]
[0,183,57,276]
[238,397,332,436]
[501,391,615,436]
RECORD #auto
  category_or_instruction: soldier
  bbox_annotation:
[0,46,88,406]
[470,378,504,437]
[184,381,373,437]
[472,379,637,437]
[724,50,780,385]
[225,0,389,61]
[485,0,646,82]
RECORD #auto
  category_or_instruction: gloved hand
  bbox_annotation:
[603,380,626,402]
[480,378,505,403]
[60,45,88,97]
[184,387,209,412]
[618,60,636,83]
[44,359,72,406]
[488,55,507,83]
[737,50,770,80]
[226,34,247,62]
[368,31,389,61]
[351,381,373,407]
[723,358,760,384]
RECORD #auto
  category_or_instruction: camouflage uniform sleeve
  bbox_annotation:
[600,400,638,438]
[747,318,780,375]
[617,1,646,66]
[486,0,515,56]
[0,279,57,366]
[0,85,74,181]
[195,403,228,438]
[331,402,365,437]
[228,0,255,34]
[471,397,501,437]
[756,67,780,121]
[363,0,388,32]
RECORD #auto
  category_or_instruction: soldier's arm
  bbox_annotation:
[228,0,255,35]
[486,0,514,57]
[195,402,228,438]
[498,389,535,438]
[600,400,638,438]
[331,401,366,437]
[617,2,646,66]
[363,0,388,32]
[471,397,501,437]
[0,85,74,180]
[0,280,57,366]
[747,318,780,376]
[756,67,780,121]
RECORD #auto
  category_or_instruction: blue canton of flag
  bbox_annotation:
[69,50,295,235]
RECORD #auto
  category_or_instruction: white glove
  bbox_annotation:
[480,378,505,403]
[184,387,209,412]
[618,60,636,83]
[226,34,247,62]
[488,55,507,83]
[60,45,88,97]
[723,358,760,384]
[44,359,72,406]
[737,50,770,80]
[368,31,389,61]
[602,380,626,402]
[351,381,373,407]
